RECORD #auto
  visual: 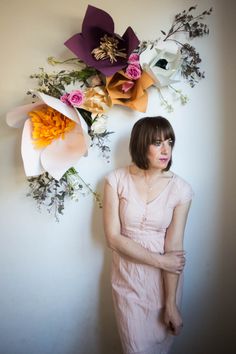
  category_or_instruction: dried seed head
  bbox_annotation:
[91,34,127,63]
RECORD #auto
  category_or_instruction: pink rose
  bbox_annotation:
[67,90,85,107]
[122,81,135,93]
[60,93,71,105]
[128,53,140,66]
[126,64,141,80]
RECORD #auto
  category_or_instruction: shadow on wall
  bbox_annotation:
[217,0,236,352]
[171,2,236,354]
[90,176,122,354]
[90,133,131,354]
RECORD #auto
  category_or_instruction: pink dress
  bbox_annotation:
[106,167,194,354]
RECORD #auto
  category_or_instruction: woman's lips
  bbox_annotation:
[159,158,169,163]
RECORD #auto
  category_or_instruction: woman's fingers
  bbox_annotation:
[169,250,186,257]
[161,251,187,273]
[175,253,186,273]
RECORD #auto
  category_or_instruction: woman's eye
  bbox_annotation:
[153,141,161,146]
[168,139,173,145]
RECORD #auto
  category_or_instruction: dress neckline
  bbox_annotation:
[127,165,175,205]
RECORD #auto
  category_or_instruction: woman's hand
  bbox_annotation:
[163,303,183,336]
[159,251,186,274]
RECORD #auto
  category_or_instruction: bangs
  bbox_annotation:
[151,120,175,145]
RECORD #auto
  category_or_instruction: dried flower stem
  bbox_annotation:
[70,168,102,208]
[47,56,84,66]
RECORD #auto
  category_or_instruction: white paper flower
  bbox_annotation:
[91,115,107,135]
[6,92,90,180]
[140,45,182,88]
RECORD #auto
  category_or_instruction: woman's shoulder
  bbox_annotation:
[105,166,129,189]
[106,166,128,179]
[171,172,194,205]
[172,173,192,189]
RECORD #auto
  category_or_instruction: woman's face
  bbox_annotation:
[147,135,173,170]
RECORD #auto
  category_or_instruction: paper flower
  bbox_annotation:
[6,92,90,180]
[6,5,212,219]
[80,86,112,118]
[140,46,182,88]
[106,70,154,112]
[64,5,139,76]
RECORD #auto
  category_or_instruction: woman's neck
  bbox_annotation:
[130,164,165,178]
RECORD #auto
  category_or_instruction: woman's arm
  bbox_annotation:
[103,181,186,273]
[163,201,192,335]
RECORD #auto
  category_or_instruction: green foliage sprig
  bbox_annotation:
[28,66,98,99]
[27,168,102,222]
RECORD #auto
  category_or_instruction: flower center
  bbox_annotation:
[28,106,76,148]
[155,58,168,69]
[91,34,127,63]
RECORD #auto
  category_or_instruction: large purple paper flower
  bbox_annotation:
[64,5,139,76]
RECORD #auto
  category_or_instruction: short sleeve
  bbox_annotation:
[105,170,118,190]
[176,178,194,206]
[105,167,128,200]
[175,177,194,206]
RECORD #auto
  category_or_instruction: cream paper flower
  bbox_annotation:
[140,45,182,88]
[81,86,112,119]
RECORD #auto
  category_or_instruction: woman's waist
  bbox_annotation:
[121,227,165,238]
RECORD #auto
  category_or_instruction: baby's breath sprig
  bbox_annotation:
[68,168,103,208]
[169,85,189,105]
[158,90,174,113]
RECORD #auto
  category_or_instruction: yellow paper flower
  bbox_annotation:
[81,86,112,117]
[6,92,90,180]
[29,106,76,148]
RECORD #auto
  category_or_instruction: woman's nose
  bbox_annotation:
[161,142,169,154]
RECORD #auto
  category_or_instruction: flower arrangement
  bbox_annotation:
[7,4,212,220]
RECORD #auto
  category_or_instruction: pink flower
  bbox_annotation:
[67,90,85,107]
[122,81,135,92]
[125,64,141,80]
[60,93,71,106]
[128,53,140,66]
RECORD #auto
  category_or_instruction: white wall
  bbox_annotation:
[0,0,235,353]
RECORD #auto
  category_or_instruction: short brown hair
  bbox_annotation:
[129,116,175,170]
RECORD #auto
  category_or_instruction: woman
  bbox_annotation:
[103,116,193,354]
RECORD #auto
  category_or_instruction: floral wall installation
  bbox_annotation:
[6,4,212,220]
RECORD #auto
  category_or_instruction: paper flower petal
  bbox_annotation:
[6,101,44,128]
[21,119,44,176]
[40,124,89,180]
[37,92,81,124]
[82,5,114,36]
